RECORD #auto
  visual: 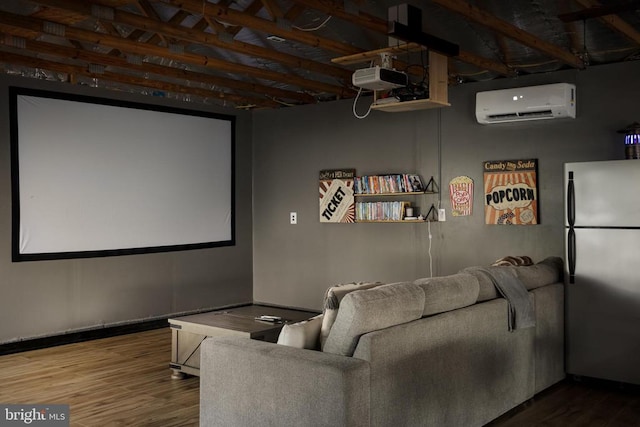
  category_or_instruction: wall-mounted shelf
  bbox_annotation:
[354,191,436,197]
[354,175,439,222]
[331,42,425,66]
[357,219,428,223]
[371,98,450,112]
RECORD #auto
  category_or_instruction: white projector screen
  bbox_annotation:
[10,87,235,261]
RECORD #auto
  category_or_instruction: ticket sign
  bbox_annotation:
[319,169,355,223]
[483,159,538,225]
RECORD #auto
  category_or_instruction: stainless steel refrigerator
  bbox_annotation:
[564,160,640,385]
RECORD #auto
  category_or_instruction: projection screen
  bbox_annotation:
[10,87,235,261]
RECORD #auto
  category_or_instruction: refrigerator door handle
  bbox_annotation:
[567,171,575,227]
[568,228,576,284]
[567,171,576,283]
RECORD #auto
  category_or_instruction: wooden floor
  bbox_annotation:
[0,328,199,426]
[1,328,639,426]
[488,379,640,427]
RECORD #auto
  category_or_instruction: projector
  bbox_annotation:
[352,66,407,90]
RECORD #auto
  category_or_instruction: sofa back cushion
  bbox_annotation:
[459,266,502,302]
[413,273,479,316]
[512,256,563,290]
[460,256,563,302]
[320,281,383,349]
[323,282,425,357]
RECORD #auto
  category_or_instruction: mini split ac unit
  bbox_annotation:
[475,83,576,124]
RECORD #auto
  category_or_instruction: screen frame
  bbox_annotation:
[10,86,236,262]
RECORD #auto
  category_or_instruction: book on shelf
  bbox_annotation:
[407,174,424,192]
[354,174,425,195]
[355,201,411,221]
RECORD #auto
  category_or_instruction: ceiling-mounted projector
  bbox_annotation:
[352,66,407,90]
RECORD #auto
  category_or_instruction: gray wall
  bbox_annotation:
[253,61,638,311]
[0,75,253,344]
[3,59,637,342]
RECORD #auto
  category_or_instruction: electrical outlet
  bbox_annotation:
[438,208,446,222]
[290,212,297,225]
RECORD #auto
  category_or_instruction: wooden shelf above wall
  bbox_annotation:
[371,98,450,112]
[331,43,426,66]
[334,47,450,113]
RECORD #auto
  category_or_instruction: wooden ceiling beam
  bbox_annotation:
[0,30,314,103]
[166,0,361,56]
[89,0,133,6]
[289,0,386,34]
[477,0,511,65]
[559,0,640,21]
[455,50,512,76]
[573,0,640,45]
[203,15,229,38]
[133,0,167,45]
[559,0,585,57]
[0,50,280,108]
[260,0,285,20]
[225,0,264,37]
[332,43,425,65]
[31,0,352,82]
[290,0,513,76]
[168,9,191,27]
[284,3,307,22]
[428,0,585,69]
[4,8,348,97]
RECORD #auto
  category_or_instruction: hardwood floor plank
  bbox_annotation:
[1,328,639,426]
[613,400,640,426]
[489,379,640,427]
[0,329,199,427]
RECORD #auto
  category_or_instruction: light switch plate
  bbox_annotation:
[290,212,297,224]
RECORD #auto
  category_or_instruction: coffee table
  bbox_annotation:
[169,304,318,379]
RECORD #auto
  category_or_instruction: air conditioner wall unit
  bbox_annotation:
[475,83,576,124]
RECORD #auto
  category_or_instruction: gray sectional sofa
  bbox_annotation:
[200,257,564,426]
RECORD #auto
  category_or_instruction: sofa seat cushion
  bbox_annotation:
[323,282,425,357]
[320,281,383,349]
[277,314,324,350]
[413,273,479,316]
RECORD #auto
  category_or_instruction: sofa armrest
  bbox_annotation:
[200,336,370,427]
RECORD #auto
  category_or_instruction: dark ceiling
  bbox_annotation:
[0,0,639,109]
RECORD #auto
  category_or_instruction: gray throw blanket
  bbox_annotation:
[478,268,535,331]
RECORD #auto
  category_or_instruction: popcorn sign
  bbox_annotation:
[483,159,538,225]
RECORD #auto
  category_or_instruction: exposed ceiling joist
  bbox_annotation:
[0,49,279,108]
[290,0,514,76]
[134,0,168,45]
[0,10,345,99]
[573,0,640,45]
[260,0,285,20]
[0,31,310,105]
[31,0,352,90]
[0,0,637,109]
[428,0,585,69]
[167,0,362,56]
[559,0,640,22]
